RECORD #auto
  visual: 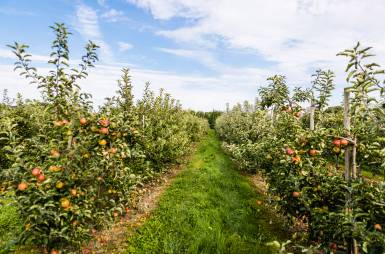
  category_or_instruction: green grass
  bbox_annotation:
[0,194,21,253]
[362,170,385,182]
[126,130,286,254]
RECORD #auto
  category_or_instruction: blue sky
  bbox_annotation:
[1,0,385,110]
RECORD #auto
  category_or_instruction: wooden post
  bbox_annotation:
[343,89,358,254]
[352,136,357,179]
[343,89,351,181]
[270,107,275,125]
[309,106,315,131]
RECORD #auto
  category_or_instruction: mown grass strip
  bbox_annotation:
[126,130,286,253]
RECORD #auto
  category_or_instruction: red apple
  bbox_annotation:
[292,191,301,198]
[18,182,28,191]
[332,139,341,147]
[292,155,301,164]
[330,243,337,250]
[32,167,41,176]
[80,118,87,125]
[309,149,318,156]
[286,148,295,155]
[37,174,46,182]
[99,119,110,127]
[100,127,109,134]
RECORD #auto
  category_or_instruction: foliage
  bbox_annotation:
[311,69,335,111]
[216,43,385,253]
[194,110,222,129]
[0,23,208,252]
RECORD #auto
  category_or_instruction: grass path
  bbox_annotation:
[126,130,286,253]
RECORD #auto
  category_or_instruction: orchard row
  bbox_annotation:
[216,42,385,253]
[0,23,208,253]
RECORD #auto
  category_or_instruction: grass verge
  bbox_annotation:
[126,130,287,253]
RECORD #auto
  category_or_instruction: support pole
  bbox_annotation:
[343,89,351,181]
[309,106,315,131]
[343,89,358,254]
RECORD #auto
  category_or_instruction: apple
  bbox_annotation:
[99,139,107,146]
[60,198,70,209]
[99,119,110,127]
[256,200,263,205]
[375,223,382,231]
[109,147,118,154]
[333,147,341,154]
[292,191,301,198]
[125,207,130,213]
[49,165,62,172]
[340,139,349,146]
[286,148,295,155]
[62,119,69,125]
[50,149,60,158]
[309,149,318,156]
[82,152,90,159]
[70,189,77,197]
[56,181,65,189]
[79,118,87,125]
[332,139,341,147]
[50,249,59,254]
[294,112,301,117]
[37,174,46,182]
[32,167,41,176]
[18,182,28,191]
[292,155,301,164]
[113,211,119,217]
[100,127,109,135]
[330,243,337,250]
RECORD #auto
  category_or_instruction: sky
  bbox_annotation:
[1,0,385,111]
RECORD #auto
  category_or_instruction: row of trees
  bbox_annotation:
[216,42,385,253]
[0,23,208,252]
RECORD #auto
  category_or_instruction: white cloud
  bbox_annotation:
[97,0,107,7]
[126,0,210,20]
[0,47,52,63]
[158,48,224,70]
[0,48,18,59]
[75,4,113,62]
[0,59,264,110]
[118,41,134,51]
[101,8,125,22]
[5,0,385,111]
[128,0,385,106]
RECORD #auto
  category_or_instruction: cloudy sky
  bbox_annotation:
[1,0,385,110]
